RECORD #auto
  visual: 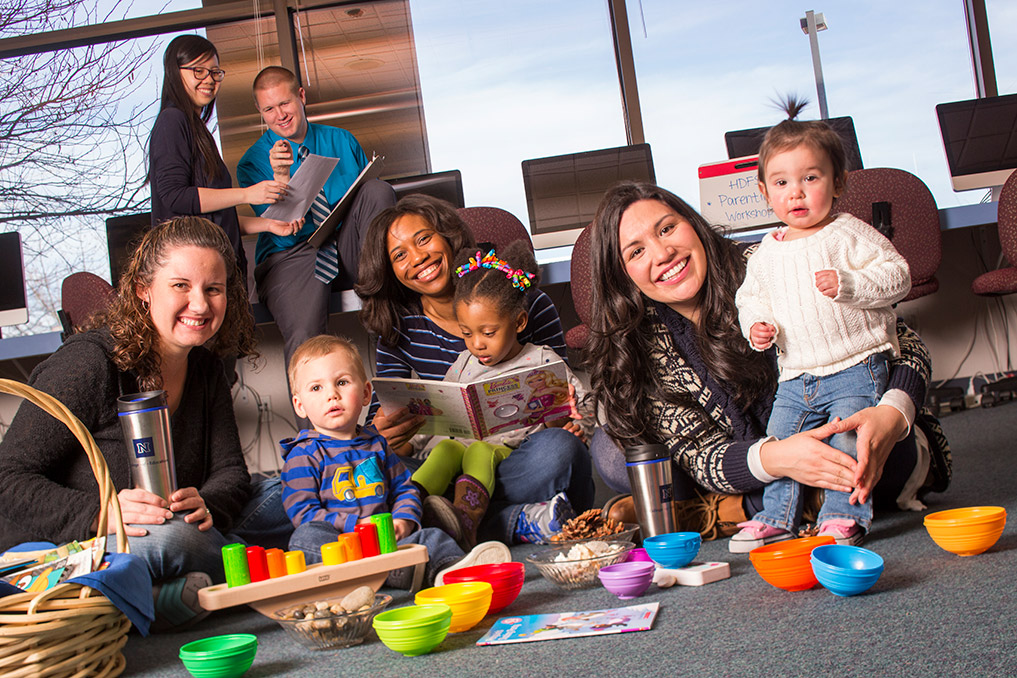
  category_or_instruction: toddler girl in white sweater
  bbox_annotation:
[730,114,910,552]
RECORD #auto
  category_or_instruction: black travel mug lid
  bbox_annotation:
[116,390,168,413]
[624,444,669,464]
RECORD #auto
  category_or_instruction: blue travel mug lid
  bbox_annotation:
[116,390,168,414]
[624,444,669,464]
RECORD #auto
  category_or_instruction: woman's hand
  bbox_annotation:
[563,384,588,442]
[96,488,173,537]
[169,487,215,531]
[244,179,289,206]
[373,406,424,456]
[759,419,857,493]
[838,405,910,506]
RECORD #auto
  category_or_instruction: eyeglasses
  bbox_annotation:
[180,66,226,82]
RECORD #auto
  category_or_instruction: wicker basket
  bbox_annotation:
[0,378,131,678]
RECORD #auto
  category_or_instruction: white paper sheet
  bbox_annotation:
[261,154,340,223]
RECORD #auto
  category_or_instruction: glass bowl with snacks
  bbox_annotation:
[273,587,392,650]
[526,541,636,590]
[548,509,640,545]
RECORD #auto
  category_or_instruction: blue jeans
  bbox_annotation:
[288,521,462,588]
[122,477,294,583]
[401,428,593,544]
[756,353,889,533]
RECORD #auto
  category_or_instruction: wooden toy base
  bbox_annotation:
[197,544,429,618]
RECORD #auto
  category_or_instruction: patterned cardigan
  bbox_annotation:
[643,248,931,496]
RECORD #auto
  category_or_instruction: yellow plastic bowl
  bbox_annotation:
[924,506,1006,556]
[414,581,493,633]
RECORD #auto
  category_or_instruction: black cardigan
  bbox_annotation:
[149,105,248,282]
[0,329,251,551]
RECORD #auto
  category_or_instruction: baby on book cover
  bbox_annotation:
[373,359,574,441]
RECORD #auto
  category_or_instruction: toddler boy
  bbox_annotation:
[281,335,509,587]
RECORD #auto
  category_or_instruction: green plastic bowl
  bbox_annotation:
[373,604,452,656]
[179,634,257,678]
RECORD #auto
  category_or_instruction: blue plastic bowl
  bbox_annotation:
[642,532,701,569]
[810,544,884,597]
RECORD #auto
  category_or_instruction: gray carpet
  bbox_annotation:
[123,405,1017,677]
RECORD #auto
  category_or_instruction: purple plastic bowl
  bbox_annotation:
[598,561,655,599]
[625,547,653,563]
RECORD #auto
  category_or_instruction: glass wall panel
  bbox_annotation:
[986,1,1017,95]
[408,0,625,221]
[626,1,980,211]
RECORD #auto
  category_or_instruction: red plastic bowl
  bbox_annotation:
[439,562,524,614]
[749,536,835,591]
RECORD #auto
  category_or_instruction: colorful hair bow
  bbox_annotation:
[454,249,535,291]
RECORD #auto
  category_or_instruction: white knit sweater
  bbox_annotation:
[735,212,911,381]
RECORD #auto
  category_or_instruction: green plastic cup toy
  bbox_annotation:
[222,544,250,588]
[371,513,397,553]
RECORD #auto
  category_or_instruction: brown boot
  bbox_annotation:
[422,475,490,551]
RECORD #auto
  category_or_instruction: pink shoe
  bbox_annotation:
[818,519,864,546]
[728,520,794,553]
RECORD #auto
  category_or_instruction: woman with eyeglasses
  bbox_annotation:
[149,34,301,287]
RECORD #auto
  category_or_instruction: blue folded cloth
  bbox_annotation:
[70,552,155,636]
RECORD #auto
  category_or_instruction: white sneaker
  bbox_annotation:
[434,541,511,586]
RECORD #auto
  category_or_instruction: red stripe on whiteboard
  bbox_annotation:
[698,155,760,179]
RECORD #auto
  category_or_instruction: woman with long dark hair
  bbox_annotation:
[149,34,300,283]
[586,181,950,538]
[356,194,594,545]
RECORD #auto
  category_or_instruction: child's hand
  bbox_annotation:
[750,322,776,350]
[393,518,415,541]
[563,420,587,443]
[815,269,839,298]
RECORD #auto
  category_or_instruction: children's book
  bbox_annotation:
[476,602,659,645]
[373,360,573,440]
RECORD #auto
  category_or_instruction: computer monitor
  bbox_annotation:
[387,170,465,208]
[0,232,29,327]
[724,116,864,172]
[106,212,151,286]
[522,143,655,249]
[936,93,1017,192]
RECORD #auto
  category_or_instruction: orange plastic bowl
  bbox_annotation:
[924,506,1006,556]
[748,536,835,591]
[439,562,524,614]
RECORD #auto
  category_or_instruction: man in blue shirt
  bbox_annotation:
[237,66,395,378]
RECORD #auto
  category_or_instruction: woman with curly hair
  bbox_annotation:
[585,182,951,540]
[0,216,292,631]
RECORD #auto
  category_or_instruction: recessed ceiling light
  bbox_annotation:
[346,58,383,71]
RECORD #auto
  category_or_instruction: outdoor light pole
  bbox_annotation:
[801,10,829,119]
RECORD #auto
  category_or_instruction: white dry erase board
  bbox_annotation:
[698,155,777,232]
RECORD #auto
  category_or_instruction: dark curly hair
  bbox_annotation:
[88,216,257,390]
[452,240,539,319]
[584,181,776,448]
[356,194,476,347]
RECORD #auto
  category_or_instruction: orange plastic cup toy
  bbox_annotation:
[265,548,287,578]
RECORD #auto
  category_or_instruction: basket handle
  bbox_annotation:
[0,378,128,568]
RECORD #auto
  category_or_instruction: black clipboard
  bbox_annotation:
[308,155,386,249]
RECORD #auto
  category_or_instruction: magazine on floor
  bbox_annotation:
[476,602,659,645]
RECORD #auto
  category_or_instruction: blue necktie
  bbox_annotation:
[297,145,340,284]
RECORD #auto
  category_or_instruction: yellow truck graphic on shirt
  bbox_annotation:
[332,457,385,502]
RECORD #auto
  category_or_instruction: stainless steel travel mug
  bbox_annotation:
[625,444,677,538]
[117,390,177,500]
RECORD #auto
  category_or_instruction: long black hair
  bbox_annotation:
[355,194,476,348]
[585,181,776,447]
[150,34,224,183]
